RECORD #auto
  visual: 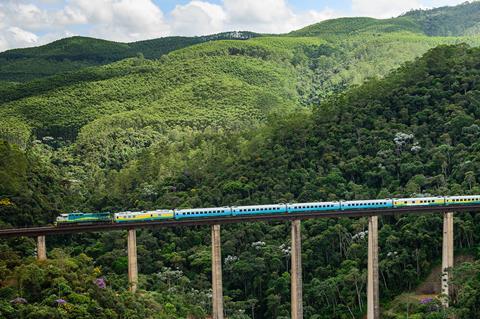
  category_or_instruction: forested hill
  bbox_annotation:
[404,1,480,36]
[291,1,480,37]
[3,1,480,317]
[2,33,479,153]
[2,43,480,319]
[2,1,480,83]
[0,31,258,82]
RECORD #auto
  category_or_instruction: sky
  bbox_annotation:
[0,0,469,52]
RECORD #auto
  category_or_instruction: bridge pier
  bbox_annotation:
[441,212,454,307]
[37,235,47,261]
[127,229,138,293]
[212,224,224,319]
[367,215,380,319]
[291,219,303,319]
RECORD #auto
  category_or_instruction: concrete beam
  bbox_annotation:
[127,229,138,293]
[367,216,380,319]
[37,235,47,261]
[291,219,303,319]
[212,224,224,319]
[441,212,454,307]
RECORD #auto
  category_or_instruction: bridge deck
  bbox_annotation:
[1,205,480,238]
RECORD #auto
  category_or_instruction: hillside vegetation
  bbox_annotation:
[1,33,479,155]
[2,2,480,318]
[2,1,480,84]
[0,31,258,82]
[2,43,480,319]
[292,1,480,37]
[90,44,480,318]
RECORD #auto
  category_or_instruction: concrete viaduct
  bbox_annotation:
[1,205,476,319]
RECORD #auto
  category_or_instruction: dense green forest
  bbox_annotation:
[0,31,258,82]
[3,2,480,318]
[1,0,480,84]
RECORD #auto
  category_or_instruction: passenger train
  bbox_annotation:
[55,195,480,225]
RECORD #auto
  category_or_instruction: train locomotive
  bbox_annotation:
[55,195,480,225]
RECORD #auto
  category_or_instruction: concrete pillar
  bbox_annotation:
[291,220,303,319]
[367,216,380,319]
[37,235,47,261]
[127,229,138,293]
[441,212,454,307]
[211,224,224,319]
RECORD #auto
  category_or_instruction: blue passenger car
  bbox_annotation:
[341,199,393,210]
[232,204,287,216]
[175,207,231,219]
[287,202,340,213]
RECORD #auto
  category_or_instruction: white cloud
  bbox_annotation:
[351,0,424,18]
[58,0,170,41]
[171,1,227,36]
[0,0,470,52]
[0,27,39,52]
[350,0,468,18]
[171,0,338,35]
[7,27,39,44]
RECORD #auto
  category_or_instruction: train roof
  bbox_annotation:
[175,207,230,212]
[342,199,391,203]
[393,196,444,201]
[231,204,285,209]
[287,201,339,206]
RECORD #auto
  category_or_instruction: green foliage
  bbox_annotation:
[293,1,480,38]
[451,261,480,318]
[289,17,423,37]
[404,1,480,36]
[80,44,480,317]
[0,249,206,319]
[4,4,480,317]
[0,32,259,82]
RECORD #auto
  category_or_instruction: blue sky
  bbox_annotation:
[0,0,468,52]
[156,0,353,13]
